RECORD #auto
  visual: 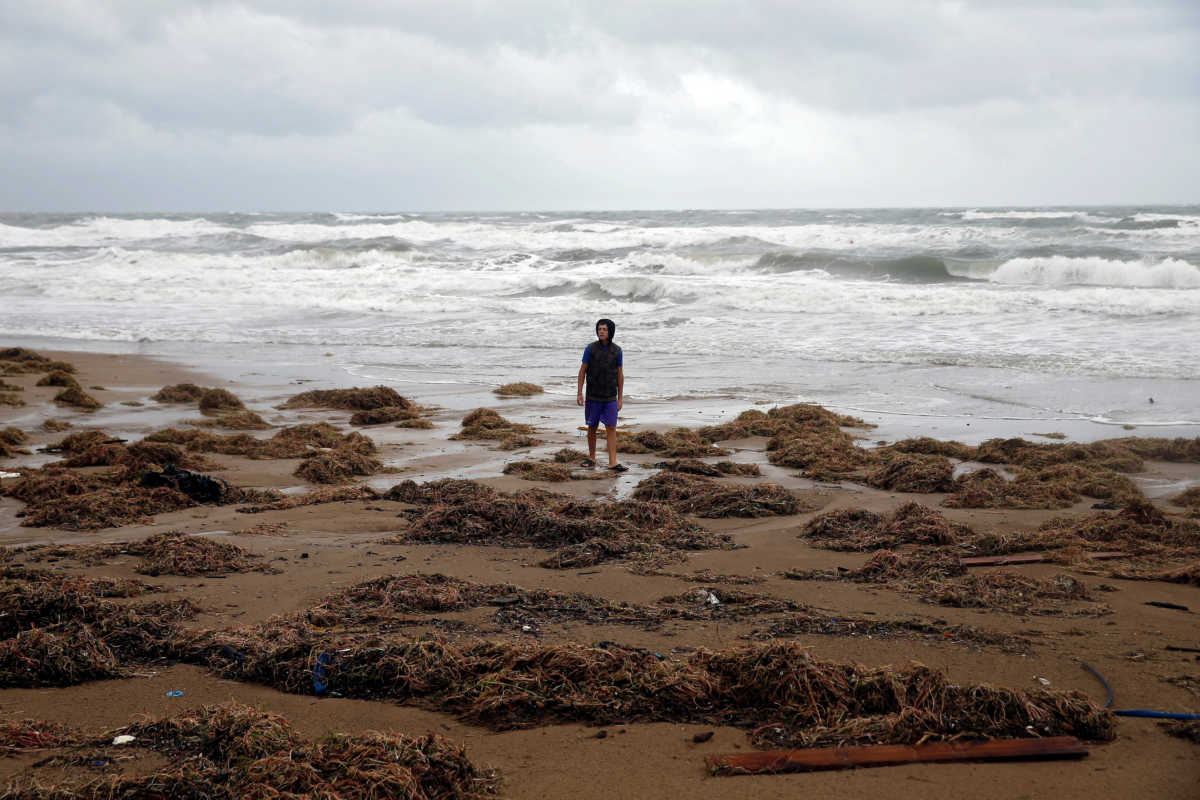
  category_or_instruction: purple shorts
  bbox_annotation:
[584,400,619,428]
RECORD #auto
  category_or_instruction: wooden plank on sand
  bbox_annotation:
[959,552,1125,567]
[706,736,1088,776]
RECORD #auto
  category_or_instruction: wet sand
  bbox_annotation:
[0,350,1197,799]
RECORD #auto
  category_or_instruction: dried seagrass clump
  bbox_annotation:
[494,381,544,396]
[941,467,1078,509]
[617,428,727,458]
[152,383,208,403]
[294,446,383,484]
[1171,485,1200,509]
[802,502,970,551]
[881,436,975,460]
[35,370,80,389]
[198,388,245,414]
[350,405,419,425]
[654,458,759,477]
[502,460,604,482]
[633,471,802,518]
[53,386,102,410]
[41,419,71,432]
[189,409,270,429]
[0,703,500,799]
[453,408,541,448]
[127,531,273,576]
[281,385,412,411]
[0,348,76,374]
[699,403,872,442]
[0,392,25,407]
[866,453,955,493]
[0,427,26,447]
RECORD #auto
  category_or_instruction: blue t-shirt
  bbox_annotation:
[582,345,623,366]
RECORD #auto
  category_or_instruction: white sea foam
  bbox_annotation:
[0,217,236,247]
[959,209,1118,223]
[988,256,1200,288]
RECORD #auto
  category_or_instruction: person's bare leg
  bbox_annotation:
[587,426,598,462]
[605,423,618,466]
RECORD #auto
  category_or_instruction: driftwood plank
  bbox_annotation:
[706,736,1088,776]
[959,552,1125,567]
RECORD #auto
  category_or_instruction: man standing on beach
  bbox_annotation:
[577,318,627,471]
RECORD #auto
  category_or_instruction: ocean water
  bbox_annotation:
[2,207,1199,441]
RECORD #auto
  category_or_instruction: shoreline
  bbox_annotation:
[1,345,1197,798]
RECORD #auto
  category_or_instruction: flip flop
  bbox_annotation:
[609,463,629,472]
[582,458,596,467]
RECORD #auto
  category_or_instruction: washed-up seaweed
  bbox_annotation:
[188,409,270,429]
[0,348,76,375]
[743,610,1032,655]
[865,453,955,493]
[41,419,71,432]
[23,532,274,577]
[198,388,244,414]
[0,703,500,799]
[880,436,976,461]
[1035,500,1200,555]
[632,471,803,518]
[767,429,878,481]
[653,458,761,477]
[699,404,872,443]
[183,636,1112,748]
[294,444,383,484]
[974,437,1145,472]
[146,422,375,460]
[0,392,24,407]
[802,502,970,551]
[52,387,102,411]
[494,382,544,396]
[388,482,734,568]
[151,383,209,403]
[1102,436,1200,463]
[384,478,496,506]
[350,405,420,425]
[617,428,727,458]
[451,408,539,448]
[281,385,413,411]
[1172,486,1200,509]
[941,467,1077,509]
[35,371,79,389]
[502,460,605,482]
[59,440,218,472]
[236,485,377,513]
[1160,719,1200,744]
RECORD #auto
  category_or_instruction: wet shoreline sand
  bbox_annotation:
[1,348,1197,799]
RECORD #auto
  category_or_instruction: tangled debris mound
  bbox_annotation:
[131,531,276,576]
[881,437,975,461]
[632,471,804,518]
[0,391,24,407]
[975,437,1145,472]
[494,382,544,396]
[41,419,71,432]
[1161,719,1200,744]
[654,458,761,477]
[502,460,604,482]
[281,385,412,411]
[922,570,1103,616]
[452,408,541,449]
[0,380,23,393]
[35,371,79,389]
[802,503,970,551]
[941,467,1078,509]
[151,383,208,403]
[53,386,102,411]
[197,388,245,414]
[59,440,218,472]
[385,478,495,506]
[388,480,733,568]
[1103,436,1200,463]
[617,428,728,458]
[0,703,500,800]
[699,404,872,442]
[350,405,420,425]
[0,427,27,458]
[866,453,955,493]
[0,348,76,375]
[1033,500,1200,556]
[743,609,1031,655]
[294,444,383,484]
[553,448,590,464]
[189,409,270,429]
[236,486,377,513]
[189,637,1112,748]
[1172,486,1200,509]
[146,422,375,461]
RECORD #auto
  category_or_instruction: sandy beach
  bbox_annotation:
[0,347,1197,799]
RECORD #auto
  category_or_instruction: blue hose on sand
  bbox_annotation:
[1082,662,1200,720]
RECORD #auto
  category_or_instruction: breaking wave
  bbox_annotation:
[987,256,1200,288]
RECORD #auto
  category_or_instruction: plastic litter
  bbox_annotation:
[112,735,136,745]
[313,651,333,695]
[166,690,183,697]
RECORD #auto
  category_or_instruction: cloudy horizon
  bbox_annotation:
[1,1,1197,212]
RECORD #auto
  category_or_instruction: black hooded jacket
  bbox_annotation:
[584,319,622,402]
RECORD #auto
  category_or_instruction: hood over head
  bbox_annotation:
[595,318,616,343]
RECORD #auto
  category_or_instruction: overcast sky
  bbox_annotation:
[1,1,1196,211]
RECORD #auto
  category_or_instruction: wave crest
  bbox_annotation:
[988,256,1200,288]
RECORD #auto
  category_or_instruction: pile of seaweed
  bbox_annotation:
[654,458,761,476]
[184,635,1113,749]
[189,409,270,429]
[1171,486,1200,509]
[297,573,807,633]
[236,485,379,513]
[0,426,28,459]
[145,421,372,460]
[494,381,544,396]
[451,408,542,449]
[743,610,1032,655]
[279,384,424,427]
[33,531,276,577]
[614,428,728,458]
[632,471,804,518]
[295,439,383,484]
[0,703,500,800]
[942,463,1142,510]
[866,453,955,493]
[0,347,77,376]
[502,460,605,482]
[698,403,872,443]
[802,502,971,551]
[1161,720,1200,744]
[383,479,734,568]
[0,571,197,687]
[1,437,276,529]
